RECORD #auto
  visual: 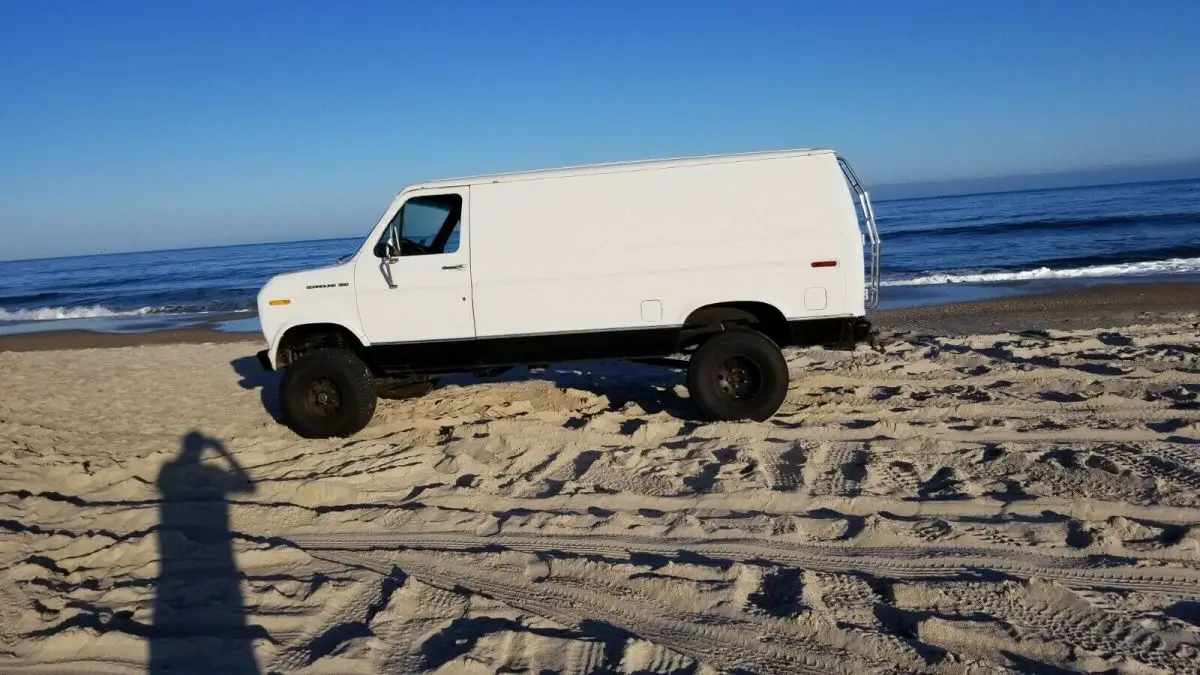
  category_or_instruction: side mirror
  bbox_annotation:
[373,241,397,259]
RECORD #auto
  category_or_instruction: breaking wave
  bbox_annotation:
[883,256,1200,286]
[1027,244,1200,270]
[0,304,252,322]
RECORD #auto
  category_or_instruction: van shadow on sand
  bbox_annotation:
[151,431,261,674]
[234,353,701,424]
[434,359,702,421]
[232,355,283,422]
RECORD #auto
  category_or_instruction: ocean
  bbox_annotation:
[2,178,1198,336]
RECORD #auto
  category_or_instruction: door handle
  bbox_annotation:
[442,264,466,271]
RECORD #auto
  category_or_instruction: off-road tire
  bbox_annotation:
[375,376,436,400]
[280,349,377,438]
[686,329,789,422]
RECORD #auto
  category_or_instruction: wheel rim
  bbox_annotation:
[303,377,342,418]
[715,356,762,401]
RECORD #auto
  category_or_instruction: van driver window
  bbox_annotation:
[389,194,463,256]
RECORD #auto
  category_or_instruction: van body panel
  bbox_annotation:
[467,151,862,339]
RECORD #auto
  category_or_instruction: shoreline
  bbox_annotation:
[0,279,1196,353]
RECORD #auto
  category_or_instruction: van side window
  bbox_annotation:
[388,194,463,257]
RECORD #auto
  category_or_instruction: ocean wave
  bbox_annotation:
[883,243,1200,276]
[1022,243,1200,270]
[0,306,155,322]
[882,256,1200,286]
[0,304,253,322]
[882,211,1199,240]
[0,291,65,305]
[144,300,255,315]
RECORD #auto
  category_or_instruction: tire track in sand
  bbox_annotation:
[309,548,905,675]
[293,531,1200,600]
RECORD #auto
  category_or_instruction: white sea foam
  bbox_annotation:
[0,305,254,322]
[0,306,155,322]
[882,257,1200,286]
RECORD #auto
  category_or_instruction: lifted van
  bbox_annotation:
[255,149,881,438]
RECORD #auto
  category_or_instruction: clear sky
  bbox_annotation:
[2,0,1198,259]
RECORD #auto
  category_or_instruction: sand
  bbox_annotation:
[2,312,1199,673]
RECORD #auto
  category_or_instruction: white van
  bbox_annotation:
[255,148,881,438]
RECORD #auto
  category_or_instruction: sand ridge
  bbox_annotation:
[1,316,1199,673]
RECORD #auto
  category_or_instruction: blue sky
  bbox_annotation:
[2,0,1198,259]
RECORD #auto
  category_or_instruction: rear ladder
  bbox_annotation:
[837,155,881,310]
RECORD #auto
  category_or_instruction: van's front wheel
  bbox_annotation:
[280,349,377,438]
[687,330,789,422]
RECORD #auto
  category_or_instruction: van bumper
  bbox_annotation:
[847,316,873,345]
[787,316,875,350]
[257,349,273,371]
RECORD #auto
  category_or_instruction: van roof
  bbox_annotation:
[405,147,835,192]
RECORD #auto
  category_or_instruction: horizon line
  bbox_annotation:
[3,173,1198,264]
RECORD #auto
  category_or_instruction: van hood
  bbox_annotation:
[259,262,353,296]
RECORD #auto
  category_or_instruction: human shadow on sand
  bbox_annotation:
[151,431,260,674]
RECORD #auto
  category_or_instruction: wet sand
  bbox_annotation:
[0,326,260,352]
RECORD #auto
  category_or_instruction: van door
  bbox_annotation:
[354,187,475,348]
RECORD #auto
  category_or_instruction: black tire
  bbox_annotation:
[686,330,789,422]
[279,349,377,439]
[375,375,436,400]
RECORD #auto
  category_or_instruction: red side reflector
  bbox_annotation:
[811,260,838,268]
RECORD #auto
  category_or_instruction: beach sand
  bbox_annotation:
[2,286,1199,674]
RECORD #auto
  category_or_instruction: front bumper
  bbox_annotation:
[256,349,273,371]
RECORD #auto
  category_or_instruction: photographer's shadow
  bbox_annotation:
[151,431,260,674]
[232,355,282,422]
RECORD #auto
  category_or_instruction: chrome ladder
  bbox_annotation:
[837,155,881,310]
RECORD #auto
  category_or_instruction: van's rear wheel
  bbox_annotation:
[280,349,377,438]
[686,330,789,422]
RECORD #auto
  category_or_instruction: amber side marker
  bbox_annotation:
[811,260,838,268]
[268,299,291,306]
